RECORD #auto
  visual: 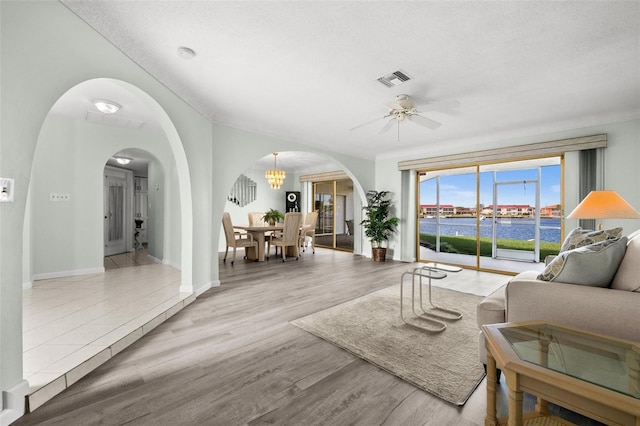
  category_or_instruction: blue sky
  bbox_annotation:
[420,165,561,208]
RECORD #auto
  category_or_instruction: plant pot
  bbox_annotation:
[372,247,387,262]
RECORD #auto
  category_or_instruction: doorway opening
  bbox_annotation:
[103,150,161,269]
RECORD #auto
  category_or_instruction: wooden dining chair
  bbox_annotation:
[299,211,318,254]
[267,212,303,262]
[248,211,266,226]
[222,212,258,265]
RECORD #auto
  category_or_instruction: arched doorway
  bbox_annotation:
[218,150,367,259]
[22,78,194,409]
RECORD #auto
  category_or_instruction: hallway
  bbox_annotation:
[23,261,193,411]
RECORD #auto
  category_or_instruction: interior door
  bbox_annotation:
[104,173,127,256]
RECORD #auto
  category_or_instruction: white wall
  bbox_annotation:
[147,160,165,262]
[376,119,640,261]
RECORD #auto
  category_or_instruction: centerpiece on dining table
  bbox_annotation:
[262,209,284,226]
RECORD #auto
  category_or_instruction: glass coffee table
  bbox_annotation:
[482,321,640,426]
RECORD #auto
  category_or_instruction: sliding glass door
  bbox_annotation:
[418,157,563,274]
[418,166,478,268]
[313,179,354,251]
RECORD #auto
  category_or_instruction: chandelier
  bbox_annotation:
[265,152,286,189]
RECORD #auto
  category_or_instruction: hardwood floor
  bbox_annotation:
[14,249,599,425]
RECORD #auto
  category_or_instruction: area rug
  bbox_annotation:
[291,284,485,405]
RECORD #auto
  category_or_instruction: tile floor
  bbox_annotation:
[22,249,193,410]
[103,246,158,269]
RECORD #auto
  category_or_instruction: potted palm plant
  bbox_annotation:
[262,208,284,225]
[360,190,399,262]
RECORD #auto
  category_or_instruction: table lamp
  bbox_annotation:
[567,190,640,230]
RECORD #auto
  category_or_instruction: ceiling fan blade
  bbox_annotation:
[377,118,396,135]
[349,115,388,131]
[408,113,441,130]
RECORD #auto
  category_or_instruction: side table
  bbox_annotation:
[399,266,463,333]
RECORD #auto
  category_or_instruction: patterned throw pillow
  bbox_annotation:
[538,237,628,286]
[560,227,623,252]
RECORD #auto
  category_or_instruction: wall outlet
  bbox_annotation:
[49,192,71,201]
[0,178,15,202]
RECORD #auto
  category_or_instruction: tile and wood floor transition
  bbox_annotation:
[22,247,194,412]
[17,249,602,425]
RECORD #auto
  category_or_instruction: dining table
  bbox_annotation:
[234,224,283,261]
[235,223,312,261]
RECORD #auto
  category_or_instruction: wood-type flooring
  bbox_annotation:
[15,249,601,425]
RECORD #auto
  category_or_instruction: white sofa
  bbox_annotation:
[477,229,640,371]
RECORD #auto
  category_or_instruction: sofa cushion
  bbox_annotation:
[627,229,640,241]
[538,237,628,286]
[560,227,622,252]
[476,285,506,328]
[611,236,640,292]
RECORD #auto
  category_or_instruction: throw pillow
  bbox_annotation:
[537,237,628,287]
[560,227,623,252]
[610,237,640,292]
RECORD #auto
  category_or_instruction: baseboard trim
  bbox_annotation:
[163,259,182,270]
[0,379,29,426]
[32,267,104,282]
[195,280,216,296]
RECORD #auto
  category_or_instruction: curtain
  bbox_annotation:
[578,149,598,230]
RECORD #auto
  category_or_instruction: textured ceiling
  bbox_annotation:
[60,1,640,164]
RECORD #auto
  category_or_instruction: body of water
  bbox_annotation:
[419,217,561,243]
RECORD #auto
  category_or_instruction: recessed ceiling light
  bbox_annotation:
[177,46,196,59]
[114,156,133,165]
[94,100,121,114]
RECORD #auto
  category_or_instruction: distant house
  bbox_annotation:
[540,204,562,217]
[482,204,535,216]
[419,204,456,216]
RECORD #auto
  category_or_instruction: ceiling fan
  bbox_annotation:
[350,94,458,139]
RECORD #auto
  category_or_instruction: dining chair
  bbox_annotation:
[267,212,303,262]
[299,211,318,254]
[248,211,266,226]
[222,212,258,265]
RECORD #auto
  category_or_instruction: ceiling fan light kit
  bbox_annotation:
[350,94,448,140]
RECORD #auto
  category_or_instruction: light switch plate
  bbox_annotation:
[0,178,15,202]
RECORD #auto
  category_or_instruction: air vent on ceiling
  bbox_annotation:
[377,70,412,87]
